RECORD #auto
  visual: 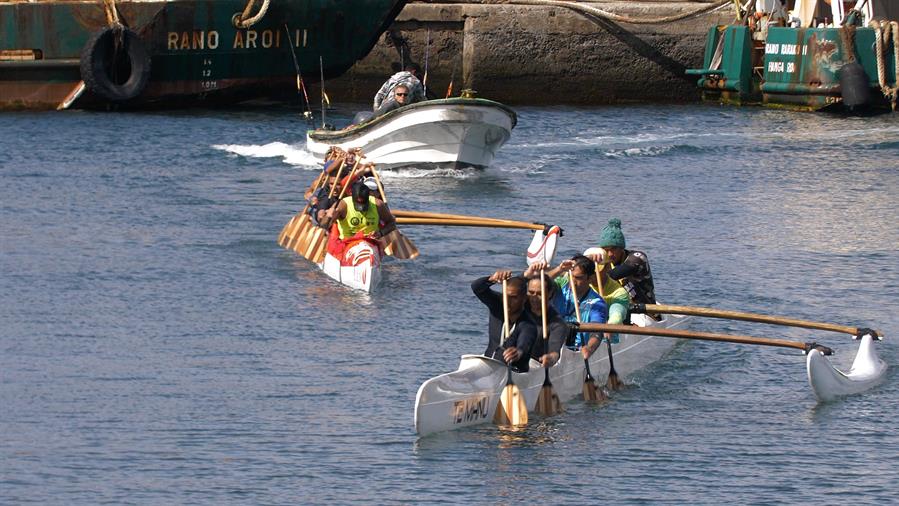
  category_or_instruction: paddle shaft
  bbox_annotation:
[394,217,544,230]
[368,164,389,203]
[392,209,544,229]
[576,323,832,354]
[568,274,582,323]
[634,303,881,338]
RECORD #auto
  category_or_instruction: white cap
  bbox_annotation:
[362,177,378,191]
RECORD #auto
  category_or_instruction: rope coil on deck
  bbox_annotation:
[870,19,899,110]
[497,0,734,25]
[234,0,271,29]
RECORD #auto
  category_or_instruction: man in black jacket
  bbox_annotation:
[471,271,538,372]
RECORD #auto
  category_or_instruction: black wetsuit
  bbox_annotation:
[608,249,656,304]
[471,276,538,372]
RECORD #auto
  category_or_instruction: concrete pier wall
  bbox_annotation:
[325,1,734,106]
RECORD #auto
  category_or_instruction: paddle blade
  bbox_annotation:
[583,377,606,402]
[383,230,419,260]
[526,225,561,266]
[607,370,622,391]
[279,212,309,249]
[535,385,562,416]
[493,384,528,426]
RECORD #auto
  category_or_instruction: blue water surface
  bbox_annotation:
[1,104,898,504]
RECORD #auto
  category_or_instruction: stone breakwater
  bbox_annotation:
[325,1,734,106]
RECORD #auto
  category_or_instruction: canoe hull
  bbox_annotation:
[414,312,691,436]
[318,239,382,293]
[306,98,517,170]
[807,334,887,402]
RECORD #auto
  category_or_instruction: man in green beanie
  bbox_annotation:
[590,218,656,305]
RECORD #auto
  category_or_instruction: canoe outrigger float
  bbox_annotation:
[306,98,517,169]
[277,148,561,292]
[415,302,887,437]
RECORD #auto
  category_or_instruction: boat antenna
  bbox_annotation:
[283,24,313,122]
[423,28,430,97]
[319,55,327,129]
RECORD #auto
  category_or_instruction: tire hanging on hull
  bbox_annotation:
[80,27,151,102]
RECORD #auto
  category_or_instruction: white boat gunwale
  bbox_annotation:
[307,97,518,141]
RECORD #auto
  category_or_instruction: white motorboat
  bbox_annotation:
[306,98,517,170]
[807,333,888,402]
[318,237,382,293]
[414,312,692,437]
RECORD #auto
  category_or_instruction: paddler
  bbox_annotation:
[321,179,396,242]
[471,271,538,372]
[587,218,657,305]
[527,255,608,359]
[525,272,569,367]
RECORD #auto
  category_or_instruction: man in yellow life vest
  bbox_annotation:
[326,178,396,242]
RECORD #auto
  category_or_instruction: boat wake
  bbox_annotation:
[212,142,321,169]
[603,144,703,158]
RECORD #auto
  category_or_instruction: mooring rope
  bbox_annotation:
[102,0,122,29]
[234,0,271,29]
[870,19,899,110]
[490,0,734,25]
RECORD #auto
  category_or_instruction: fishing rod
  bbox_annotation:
[283,24,313,122]
[319,55,327,129]
[423,28,430,97]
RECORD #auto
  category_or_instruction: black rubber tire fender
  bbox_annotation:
[80,27,151,102]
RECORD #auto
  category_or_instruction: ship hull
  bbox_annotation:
[0,0,406,110]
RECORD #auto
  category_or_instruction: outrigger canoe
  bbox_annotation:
[414,312,691,437]
[306,98,517,169]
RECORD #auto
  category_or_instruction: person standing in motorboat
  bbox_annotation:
[372,62,425,111]
[373,84,411,118]
[471,270,538,373]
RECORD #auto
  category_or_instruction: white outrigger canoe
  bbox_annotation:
[414,312,691,437]
[306,98,517,170]
[318,237,382,293]
[807,332,887,402]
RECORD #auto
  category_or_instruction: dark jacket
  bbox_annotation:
[471,276,538,372]
[608,249,656,304]
[525,306,569,362]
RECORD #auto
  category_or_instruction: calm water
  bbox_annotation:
[2,104,898,504]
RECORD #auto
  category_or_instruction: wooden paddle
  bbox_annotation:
[278,158,342,249]
[570,271,621,390]
[631,303,882,339]
[535,269,562,416]
[575,323,835,355]
[367,164,420,260]
[494,279,528,426]
[583,357,606,402]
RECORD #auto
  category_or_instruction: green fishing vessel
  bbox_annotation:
[688,0,898,112]
[0,0,406,110]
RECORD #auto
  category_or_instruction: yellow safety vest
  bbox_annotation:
[337,196,379,239]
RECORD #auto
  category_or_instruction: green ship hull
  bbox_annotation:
[688,2,898,113]
[0,0,406,110]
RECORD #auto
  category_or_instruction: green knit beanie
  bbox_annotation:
[597,218,626,249]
